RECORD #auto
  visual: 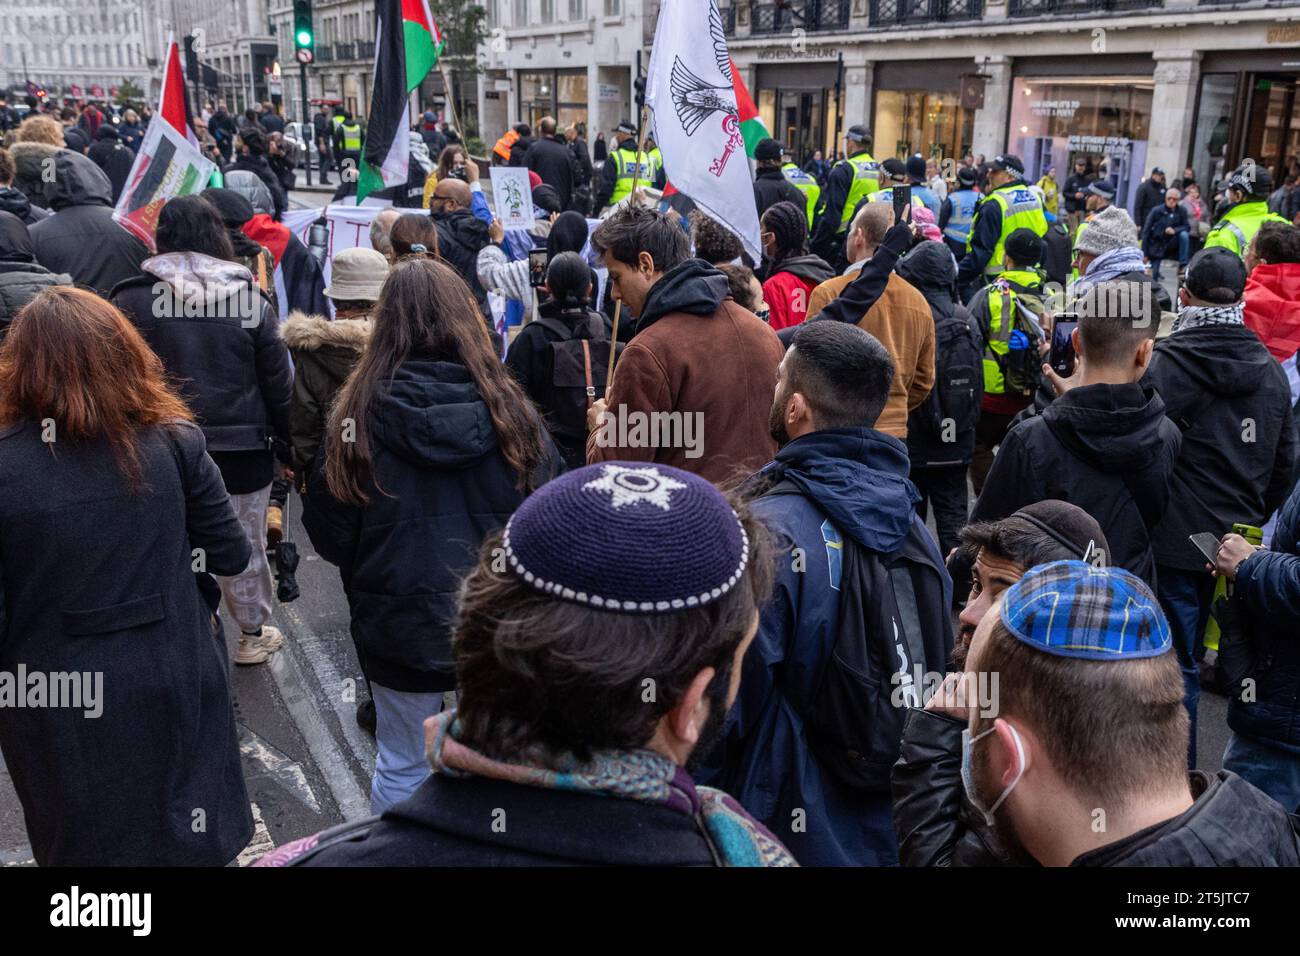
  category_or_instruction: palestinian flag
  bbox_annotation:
[356,0,443,203]
[663,58,766,199]
[730,58,768,158]
[159,36,199,148]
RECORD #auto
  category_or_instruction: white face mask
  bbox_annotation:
[960,722,1027,828]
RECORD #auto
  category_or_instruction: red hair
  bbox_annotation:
[0,287,194,487]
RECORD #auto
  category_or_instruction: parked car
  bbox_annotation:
[284,121,322,171]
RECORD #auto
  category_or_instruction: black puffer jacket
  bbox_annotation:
[302,358,561,693]
[29,150,148,295]
[432,208,491,310]
[892,708,1300,866]
[1144,324,1298,571]
[110,252,292,453]
[968,381,1181,587]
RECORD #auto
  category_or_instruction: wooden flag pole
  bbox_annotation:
[605,102,653,395]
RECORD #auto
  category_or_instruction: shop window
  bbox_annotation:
[1188,74,1235,196]
[874,89,973,163]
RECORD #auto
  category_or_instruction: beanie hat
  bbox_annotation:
[1000,560,1171,660]
[201,187,256,227]
[1004,227,1043,267]
[503,463,749,613]
[1074,205,1139,256]
[754,138,785,162]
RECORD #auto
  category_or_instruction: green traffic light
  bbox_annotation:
[296,29,313,46]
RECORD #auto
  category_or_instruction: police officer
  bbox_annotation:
[1071,179,1116,281]
[329,106,346,172]
[753,138,807,221]
[333,110,362,178]
[957,153,1047,288]
[964,228,1050,493]
[592,120,661,213]
[1206,167,1290,258]
[941,165,980,261]
[867,158,927,214]
[780,149,822,227]
[810,124,881,269]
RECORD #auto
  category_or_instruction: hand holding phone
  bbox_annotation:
[892,185,913,226]
[528,249,548,288]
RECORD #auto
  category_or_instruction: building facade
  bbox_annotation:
[1,1,167,101]
[475,0,651,144]
[720,0,1300,204]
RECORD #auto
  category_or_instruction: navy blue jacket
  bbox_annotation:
[700,427,952,866]
[1231,479,1300,754]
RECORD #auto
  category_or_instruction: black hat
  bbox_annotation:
[845,124,870,143]
[1088,179,1117,200]
[615,120,637,136]
[531,184,563,215]
[906,153,927,181]
[956,165,978,187]
[991,154,1025,175]
[881,157,907,181]
[1005,227,1043,267]
[754,138,785,162]
[1007,500,1110,564]
[1151,166,1166,177]
[1185,247,1247,305]
[1227,166,1273,200]
[201,187,255,227]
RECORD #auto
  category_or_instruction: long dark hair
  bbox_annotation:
[156,195,236,261]
[324,258,550,505]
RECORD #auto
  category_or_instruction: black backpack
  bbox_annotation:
[533,311,614,437]
[761,481,952,793]
[913,306,983,446]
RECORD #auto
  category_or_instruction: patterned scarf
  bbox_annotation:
[427,711,797,867]
[1172,302,1245,335]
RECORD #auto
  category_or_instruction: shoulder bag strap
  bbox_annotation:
[581,338,595,409]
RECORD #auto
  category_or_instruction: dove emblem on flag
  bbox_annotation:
[668,6,744,178]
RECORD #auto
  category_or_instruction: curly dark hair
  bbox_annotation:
[688,210,743,265]
[451,497,776,769]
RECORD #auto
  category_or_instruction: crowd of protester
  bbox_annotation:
[1,96,1299,869]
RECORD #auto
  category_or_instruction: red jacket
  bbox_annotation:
[1244,262,1300,364]
[762,271,818,330]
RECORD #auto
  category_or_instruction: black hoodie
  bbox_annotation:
[968,381,1181,587]
[432,208,492,311]
[1143,324,1298,571]
[29,151,148,296]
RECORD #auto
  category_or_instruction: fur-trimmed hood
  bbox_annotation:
[280,310,372,352]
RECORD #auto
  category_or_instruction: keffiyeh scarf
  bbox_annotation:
[427,711,797,867]
[1172,302,1245,334]
[1070,245,1148,295]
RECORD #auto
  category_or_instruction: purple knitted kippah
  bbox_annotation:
[503,462,749,613]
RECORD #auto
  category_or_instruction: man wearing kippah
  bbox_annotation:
[259,462,797,867]
[894,561,1300,866]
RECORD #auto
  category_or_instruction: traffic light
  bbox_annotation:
[293,0,315,64]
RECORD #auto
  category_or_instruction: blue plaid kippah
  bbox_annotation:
[503,462,748,614]
[999,560,1171,660]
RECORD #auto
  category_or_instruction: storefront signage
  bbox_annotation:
[1068,135,1132,160]
[1031,100,1080,119]
[756,44,840,61]
[598,83,621,102]
[1267,25,1300,44]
